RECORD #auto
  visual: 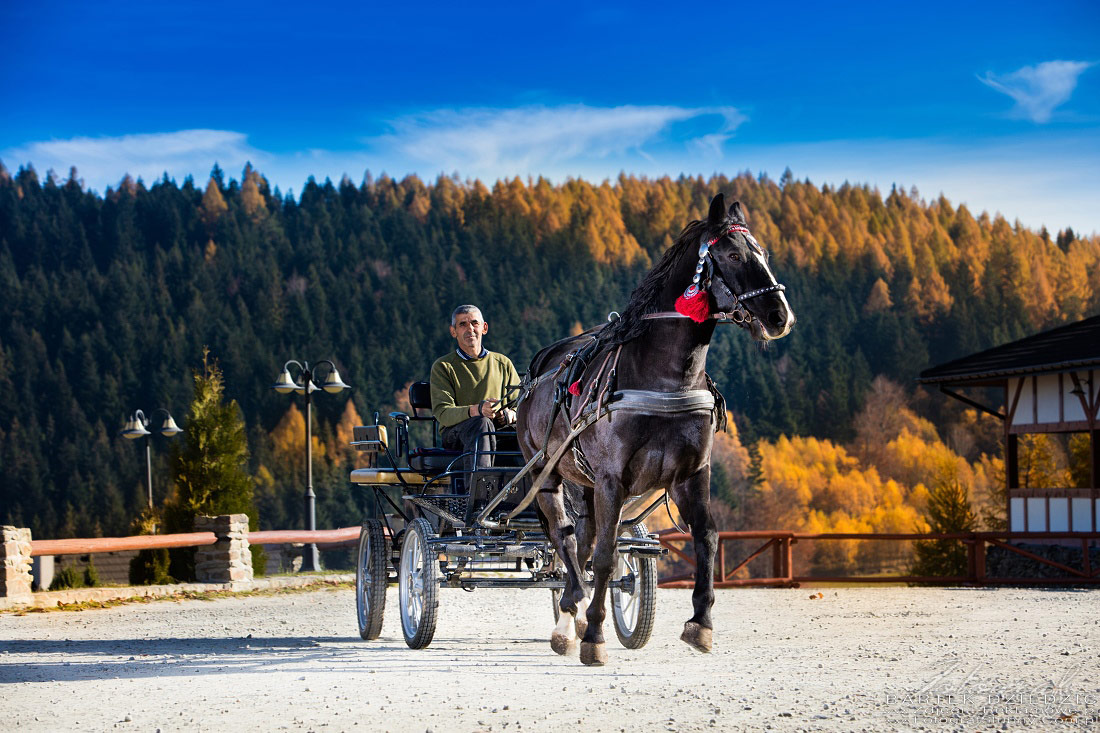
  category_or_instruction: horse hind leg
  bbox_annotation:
[573,595,589,640]
[579,479,624,666]
[550,607,577,655]
[537,476,587,655]
[569,481,596,640]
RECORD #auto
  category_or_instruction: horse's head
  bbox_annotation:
[697,193,794,341]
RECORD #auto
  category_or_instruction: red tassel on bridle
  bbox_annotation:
[674,284,711,323]
[568,380,582,396]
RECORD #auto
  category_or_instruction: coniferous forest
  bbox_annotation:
[1,161,1097,546]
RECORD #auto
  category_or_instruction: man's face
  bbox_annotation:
[450,310,488,358]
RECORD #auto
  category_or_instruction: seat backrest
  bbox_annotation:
[409,381,432,415]
[351,424,388,453]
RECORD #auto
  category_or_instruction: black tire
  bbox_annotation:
[356,519,388,640]
[612,522,657,649]
[398,517,439,649]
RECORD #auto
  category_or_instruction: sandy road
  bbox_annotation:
[1,585,1098,732]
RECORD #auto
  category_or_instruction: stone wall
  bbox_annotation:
[194,514,253,584]
[264,544,303,575]
[1,526,33,602]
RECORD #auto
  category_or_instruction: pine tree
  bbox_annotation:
[910,479,978,579]
[163,349,260,579]
[128,506,173,585]
[241,164,267,218]
[200,176,228,229]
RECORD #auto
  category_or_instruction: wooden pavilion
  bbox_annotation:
[918,315,1100,533]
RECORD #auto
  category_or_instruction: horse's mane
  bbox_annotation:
[602,219,708,345]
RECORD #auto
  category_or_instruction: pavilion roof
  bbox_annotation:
[918,314,1100,384]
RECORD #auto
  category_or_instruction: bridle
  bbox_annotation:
[644,224,786,328]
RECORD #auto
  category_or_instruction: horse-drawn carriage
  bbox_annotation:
[348,194,794,664]
[349,380,666,650]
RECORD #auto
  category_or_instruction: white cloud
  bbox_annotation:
[368,104,747,175]
[3,114,1098,235]
[2,129,263,190]
[729,134,1100,235]
[979,60,1094,123]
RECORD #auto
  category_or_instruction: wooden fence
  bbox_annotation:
[28,527,361,557]
[656,530,1100,587]
[16,527,1100,588]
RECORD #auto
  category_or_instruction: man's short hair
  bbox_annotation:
[451,305,483,326]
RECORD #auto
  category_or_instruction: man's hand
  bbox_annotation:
[494,407,517,427]
[470,398,499,419]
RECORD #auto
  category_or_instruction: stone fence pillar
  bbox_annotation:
[1,526,34,602]
[194,514,253,585]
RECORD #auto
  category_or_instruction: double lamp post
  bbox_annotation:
[272,359,350,571]
[121,408,183,513]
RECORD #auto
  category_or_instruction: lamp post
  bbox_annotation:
[121,408,183,511]
[272,359,350,572]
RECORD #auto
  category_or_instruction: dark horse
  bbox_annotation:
[515,193,794,665]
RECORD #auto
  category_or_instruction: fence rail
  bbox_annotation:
[24,528,1100,586]
[655,530,1100,587]
[29,527,361,557]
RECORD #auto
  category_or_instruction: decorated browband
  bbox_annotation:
[674,225,751,322]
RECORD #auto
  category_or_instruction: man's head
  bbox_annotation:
[450,305,488,358]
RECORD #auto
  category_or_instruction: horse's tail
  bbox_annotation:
[562,479,587,524]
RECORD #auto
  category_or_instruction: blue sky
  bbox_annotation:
[2,1,1098,233]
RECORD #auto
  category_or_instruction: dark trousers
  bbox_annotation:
[441,416,497,480]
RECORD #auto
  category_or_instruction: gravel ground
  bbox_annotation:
[1,585,1098,732]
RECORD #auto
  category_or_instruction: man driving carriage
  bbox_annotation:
[430,305,520,488]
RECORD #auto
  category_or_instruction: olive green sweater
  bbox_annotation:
[430,350,521,428]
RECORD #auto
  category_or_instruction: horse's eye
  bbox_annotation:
[730,252,741,262]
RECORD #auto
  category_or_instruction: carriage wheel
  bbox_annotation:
[355,519,388,640]
[612,522,657,649]
[398,517,439,649]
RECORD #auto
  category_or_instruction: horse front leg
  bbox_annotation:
[536,475,588,655]
[579,479,624,666]
[670,466,717,652]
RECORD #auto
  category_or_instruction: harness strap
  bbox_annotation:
[491,389,716,526]
[593,345,623,421]
[569,345,619,423]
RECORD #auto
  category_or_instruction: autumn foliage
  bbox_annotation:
[740,376,1002,576]
[1,162,1096,543]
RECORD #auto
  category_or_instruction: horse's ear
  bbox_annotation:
[729,200,747,223]
[708,194,726,226]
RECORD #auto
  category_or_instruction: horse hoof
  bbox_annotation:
[550,632,575,656]
[681,622,713,653]
[579,642,607,666]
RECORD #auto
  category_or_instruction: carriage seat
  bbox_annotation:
[409,446,461,472]
[406,381,462,473]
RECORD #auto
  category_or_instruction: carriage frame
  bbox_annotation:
[349,380,667,649]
